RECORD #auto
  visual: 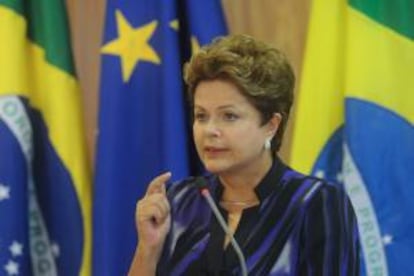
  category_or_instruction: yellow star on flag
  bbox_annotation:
[102,10,161,82]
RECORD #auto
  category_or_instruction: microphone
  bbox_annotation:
[195,178,248,276]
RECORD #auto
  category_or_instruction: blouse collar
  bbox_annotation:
[211,156,287,202]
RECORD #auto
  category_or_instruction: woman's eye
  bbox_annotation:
[194,112,208,122]
[223,112,239,121]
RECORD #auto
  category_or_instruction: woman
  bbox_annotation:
[129,34,359,275]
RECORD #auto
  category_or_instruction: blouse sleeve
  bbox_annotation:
[298,183,360,276]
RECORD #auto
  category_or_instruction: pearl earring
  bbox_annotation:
[264,138,272,150]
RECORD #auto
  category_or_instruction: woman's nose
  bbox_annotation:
[204,120,221,137]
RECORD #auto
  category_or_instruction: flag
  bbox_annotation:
[291,0,414,275]
[93,1,227,275]
[0,1,91,275]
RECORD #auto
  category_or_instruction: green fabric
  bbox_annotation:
[0,0,22,14]
[349,0,414,40]
[0,0,75,75]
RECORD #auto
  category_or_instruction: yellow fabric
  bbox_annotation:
[345,8,414,123]
[291,0,414,173]
[291,0,346,173]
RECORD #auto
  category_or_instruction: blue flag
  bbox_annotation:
[93,1,227,274]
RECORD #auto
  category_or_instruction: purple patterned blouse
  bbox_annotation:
[156,159,359,275]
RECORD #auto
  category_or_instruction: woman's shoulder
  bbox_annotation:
[281,165,350,206]
[290,172,356,220]
[303,175,348,203]
[282,169,358,234]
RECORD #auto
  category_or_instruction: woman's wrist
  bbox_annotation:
[137,243,162,261]
[128,245,159,276]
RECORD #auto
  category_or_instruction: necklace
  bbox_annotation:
[219,199,259,207]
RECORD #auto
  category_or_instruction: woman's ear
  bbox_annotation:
[267,113,282,137]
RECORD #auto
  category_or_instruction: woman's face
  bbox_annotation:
[193,79,276,176]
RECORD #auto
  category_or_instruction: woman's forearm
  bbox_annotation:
[128,246,159,276]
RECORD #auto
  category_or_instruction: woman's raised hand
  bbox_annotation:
[135,172,172,260]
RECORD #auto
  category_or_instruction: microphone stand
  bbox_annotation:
[198,180,248,276]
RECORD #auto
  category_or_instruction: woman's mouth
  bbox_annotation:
[204,146,228,157]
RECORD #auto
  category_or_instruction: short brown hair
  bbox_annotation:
[184,34,295,153]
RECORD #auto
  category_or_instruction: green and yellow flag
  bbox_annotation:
[0,1,91,275]
[291,0,414,274]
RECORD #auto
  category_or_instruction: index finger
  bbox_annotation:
[145,171,171,196]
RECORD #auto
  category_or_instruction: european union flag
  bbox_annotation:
[93,1,227,274]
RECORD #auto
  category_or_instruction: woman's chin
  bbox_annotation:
[203,161,231,175]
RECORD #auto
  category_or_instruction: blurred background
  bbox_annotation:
[1,0,413,275]
[66,0,311,164]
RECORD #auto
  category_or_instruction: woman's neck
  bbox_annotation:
[218,155,273,202]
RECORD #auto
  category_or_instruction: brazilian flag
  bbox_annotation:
[0,1,91,275]
[291,0,414,275]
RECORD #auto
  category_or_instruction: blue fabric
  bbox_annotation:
[312,98,414,275]
[0,97,84,275]
[0,101,31,276]
[157,159,360,275]
[93,1,227,275]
